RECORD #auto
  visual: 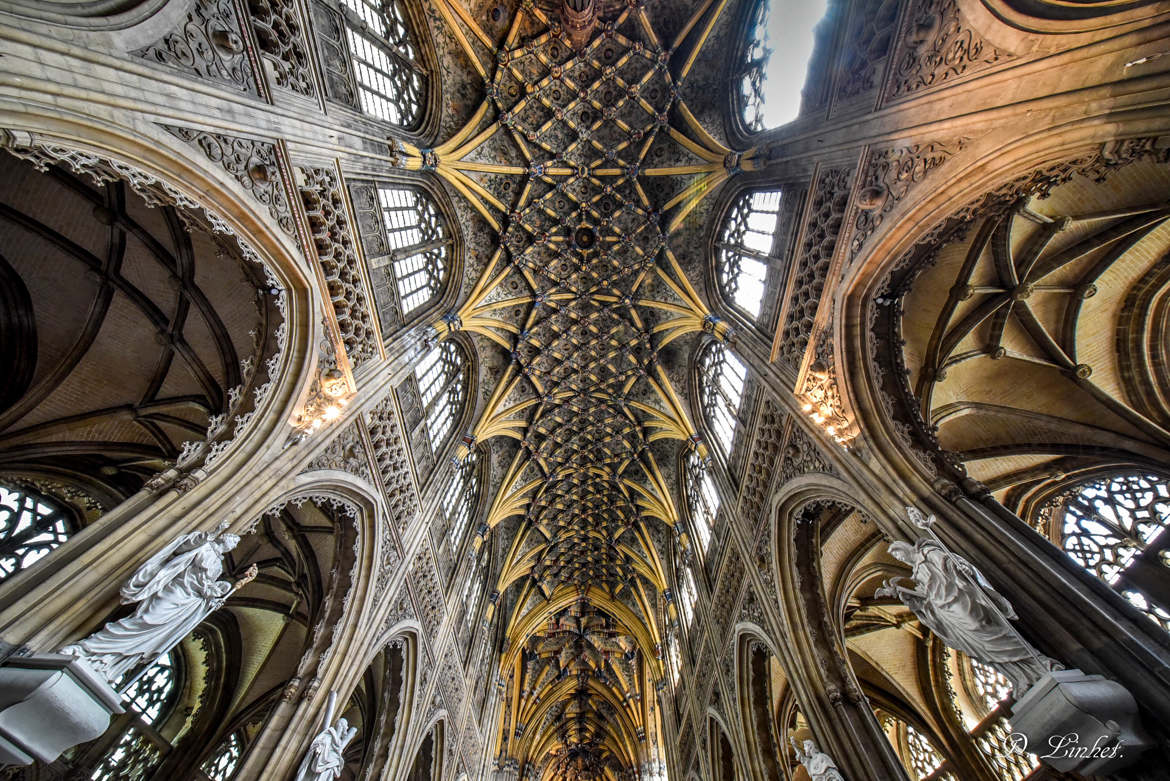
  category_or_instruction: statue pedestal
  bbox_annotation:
[1010,668,1151,775]
[0,653,123,766]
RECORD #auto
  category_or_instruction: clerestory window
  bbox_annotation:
[698,342,748,460]
[415,340,467,456]
[716,190,783,319]
[737,0,830,131]
[685,451,719,554]
[375,185,450,318]
[339,0,427,126]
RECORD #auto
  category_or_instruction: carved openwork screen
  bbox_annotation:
[0,484,77,584]
[376,185,450,317]
[698,342,747,459]
[685,451,719,554]
[736,0,829,131]
[339,0,426,126]
[415,340,467,455]
[1043,473,1170,631]
[717,190,782,318]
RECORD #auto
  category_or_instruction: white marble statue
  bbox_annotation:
[61,522,256,683]
[296,691,358,781]
[790,736,845,781]
[877,515,1058,693]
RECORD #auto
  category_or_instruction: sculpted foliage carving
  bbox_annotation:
[779,168,852,366]
[851,140,963,259]
[162,126,296,236]
[299,167,379,366]
[133,0,258,94]
[409,548,444,641]
[305,423,374,484]
[890,0,1004,99]
[248,0,316,96]
[779,425,835,485]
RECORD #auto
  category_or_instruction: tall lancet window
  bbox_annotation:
[415,340,467,455]
[678,564,698,629]
[1039,472,1170,632]
[0,483,79,583]
[441,450,480,557]
[376,185,450,318]
[91,654,179,780]
[698,342,748,459]
[717,190,783,319]
[737,0,830,131]
[339,0,426,126]
[685,451,719,554]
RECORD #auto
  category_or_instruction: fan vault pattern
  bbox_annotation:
[390,1,755,776]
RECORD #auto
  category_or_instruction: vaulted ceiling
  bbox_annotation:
[401,0,752,775]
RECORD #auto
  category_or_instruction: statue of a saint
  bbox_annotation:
[790,736,845,780]
[62,522,256,683]
[877,536,1058,692]
[296,692,358,781]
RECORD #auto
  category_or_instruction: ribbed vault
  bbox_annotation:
[394,0,749,776]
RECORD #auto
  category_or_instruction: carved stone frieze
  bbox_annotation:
[310,0,360,108]
[133,0,259,94]
[851,140,964,260]
[161,126,296,236]
[797,329,857,444]
[299,167,379,366]
[889,0,1005,100]
[364,397,420,535]
[248,0,316,96]
[834,0,900,102]
[779,424,835,486]
[305,422,373,483]
[739,398,786,532]
[409,548,445,643]
[778,167,852,367]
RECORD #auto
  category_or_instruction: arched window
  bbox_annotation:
[678,563,698,629]
[716,190,783,319]
[736,0,830,131]
[902,721,945,780]
[1040,473,1170,631]
[0,483,79,583]
[440,450,479,559]
[90,654,178,781]
[685,451,719,553]
[698,343,747,459]
[375,185,450,318]
[340,0,427,126]
[415,340,466,455]
[201,732,244,781]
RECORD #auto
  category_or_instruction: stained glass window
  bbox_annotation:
[415,340,466,455]
[376,185,450,317]
[0,484,78,582]
[120,653,178,726]
[1045,473,1170,631]
[717,191,781,318]
[201,731,244,780]
[685,452,719,554]
[339,0,426,126]
[698,343,747,459]
[737,0,830,131]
